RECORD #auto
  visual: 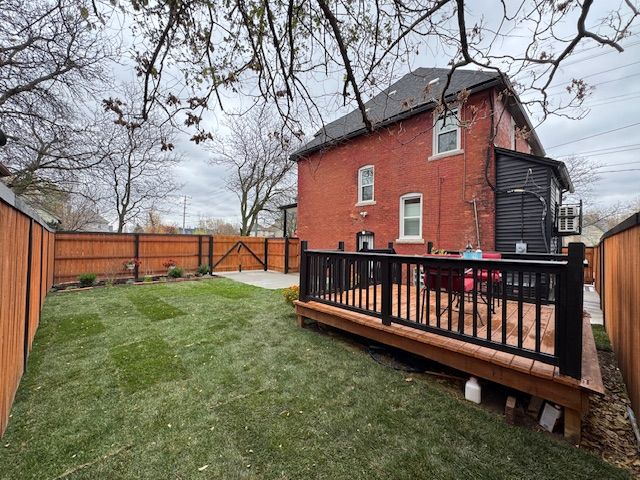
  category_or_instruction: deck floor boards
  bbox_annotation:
[316,285,556,355]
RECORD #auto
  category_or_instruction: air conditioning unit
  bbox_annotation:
[557,203,582,235]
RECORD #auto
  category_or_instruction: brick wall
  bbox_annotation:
[297,88,530,254]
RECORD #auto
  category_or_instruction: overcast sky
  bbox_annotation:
[112,3,640,229]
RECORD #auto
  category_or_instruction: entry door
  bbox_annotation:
[357,231,374,251]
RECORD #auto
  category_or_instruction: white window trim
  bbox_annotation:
[398,193,423,241]
[357,165,375,204]
[432,108,461,156]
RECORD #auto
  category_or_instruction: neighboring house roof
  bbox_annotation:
[564,224,605,247]
[292,67,544,159]
[494,147,574,192]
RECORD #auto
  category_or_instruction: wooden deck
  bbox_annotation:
[295,285,603,442]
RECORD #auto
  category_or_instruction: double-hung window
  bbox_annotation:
[399,193,422,240]
[433,108,460,155]
[358,165,374,203]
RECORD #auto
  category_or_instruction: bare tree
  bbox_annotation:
[88,0,638,139]
[210,109,299,236]
[0,0,115,192]
[95,110,181,232]
[195,218,240,235]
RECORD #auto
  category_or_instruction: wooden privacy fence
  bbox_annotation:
[562,246,595,284]
[595,212,640,419]
[0,183,55,437]
[54,233,300,283]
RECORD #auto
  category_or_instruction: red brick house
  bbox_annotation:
[293,68,573,254]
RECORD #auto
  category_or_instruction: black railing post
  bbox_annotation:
[299,241,308,301]
[284,237,290,274]
[264,238,269,271]
[558,242,585,378]
[133,233,140,281]
[381,256,392,326]
[208,236,214,274]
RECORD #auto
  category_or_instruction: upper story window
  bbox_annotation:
[399,193,422,239]
[358,165,374,203]
[433,108,460,155]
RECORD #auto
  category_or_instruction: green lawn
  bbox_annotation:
[592,324,613,352]
[0,279,629,479]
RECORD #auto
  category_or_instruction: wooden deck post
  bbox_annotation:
[564,407,581,444]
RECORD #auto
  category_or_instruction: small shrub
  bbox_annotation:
[78,273,97,288]
[104,278,115,287]
[168,267,183,278]
[283,285,299,305]
[197,264,210,275]
[143,275,154,283]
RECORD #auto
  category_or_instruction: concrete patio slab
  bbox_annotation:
[214,270,299,289]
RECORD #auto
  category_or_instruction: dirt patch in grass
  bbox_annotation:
[55,313,106,340]
[127,292,185,321]
[110,336,188,393]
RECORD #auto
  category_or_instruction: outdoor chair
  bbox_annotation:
[419,265,485,326]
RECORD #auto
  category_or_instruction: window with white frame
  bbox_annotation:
[400,193,422,239]
[358,165,374,203]
[433,108,460,154]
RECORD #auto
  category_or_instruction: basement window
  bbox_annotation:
[433,108,460,155]
[358,165,374,203]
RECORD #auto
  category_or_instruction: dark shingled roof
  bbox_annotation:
[293,67,543,159]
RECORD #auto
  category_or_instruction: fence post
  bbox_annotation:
[209,236,214,274]
[284,237,290,274]
[558,242,584,378]
[23,219,34,367]
[134,234,140,281]
[198,235,203,267]
[299,241,308,301]
[264,238,269,271]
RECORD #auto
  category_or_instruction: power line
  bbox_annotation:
[597,168,640,173]
[594,159,640,168]
[547,121,640,150]
[559,142,640,155]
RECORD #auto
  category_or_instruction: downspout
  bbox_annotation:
[472,198,481,249]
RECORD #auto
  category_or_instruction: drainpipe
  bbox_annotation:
[470,198,481,249]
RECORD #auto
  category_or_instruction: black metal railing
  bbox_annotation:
[299,241,585,379]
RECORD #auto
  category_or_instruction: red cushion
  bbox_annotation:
[482,252,502,259]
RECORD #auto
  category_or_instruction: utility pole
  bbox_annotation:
[182,195,188,233]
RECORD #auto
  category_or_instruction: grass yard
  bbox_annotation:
[0,279,630,479]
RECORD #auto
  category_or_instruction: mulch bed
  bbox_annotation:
[582,349,640,477]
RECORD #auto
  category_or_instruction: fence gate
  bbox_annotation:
[211,239,266,272]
